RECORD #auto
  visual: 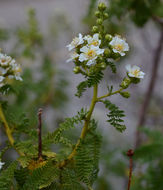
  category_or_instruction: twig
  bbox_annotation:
[135,28,163,148]
[38,108,43,159]
[0,105,24,156]
[127,149,134,190]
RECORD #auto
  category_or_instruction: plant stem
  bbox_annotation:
[0,105,24,156]
[38,108,43,160]
[97,88,123,101]
[135,28,163,148]
[59,84,98,168]
[127,149,134,190]
[0,105,14,146]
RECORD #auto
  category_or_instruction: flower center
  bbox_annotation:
[87,50,96,58]
[91,41,98,46]
[131,70,140,77]
[1,58,6,63]
[114,44,124,51]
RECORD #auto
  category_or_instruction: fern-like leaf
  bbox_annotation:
[0,161,18,190]
[102,100,126,132]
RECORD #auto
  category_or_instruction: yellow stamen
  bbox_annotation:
[91,41,98,46]
[114,44,124,51]
[87,50,96,58]
[131,70,140,77]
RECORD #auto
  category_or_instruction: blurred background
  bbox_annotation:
[0,0,163,189]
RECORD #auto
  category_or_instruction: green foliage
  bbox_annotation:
[21,161,59,190]
[75,70,104,97]
[75,119,102,186]
[0,161,18,190]
[102,99,126,132]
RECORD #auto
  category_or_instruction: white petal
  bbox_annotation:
[93,33,99,40]
[132,65,140,71]
[87,60,95,66]
[125,64,131,72]
[80,46,89,53]
[120,52,125,56]
[79,53,87,62]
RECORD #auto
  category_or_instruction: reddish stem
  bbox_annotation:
[127,149,134,190]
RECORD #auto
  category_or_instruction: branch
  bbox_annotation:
[0,105,24,156]
[38,108,43,160]
[127,149,134,190]
[97,88,123,101]
[59,84,98,168]
[135,28,163,148]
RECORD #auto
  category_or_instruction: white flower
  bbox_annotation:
[0,52,23,86]
[79,45,104,66]
[0,161,4,170]
[0,53,12,66]
[109,35,129,56]
[66,52,79,63]
[67,33,84,51]
[84,33,101,47]
[126,65,145,79]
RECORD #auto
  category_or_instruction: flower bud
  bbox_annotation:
[99,62,107,69]
[95,11,101,18]
[105,34,112,42]
[98,3,106,11]
[96,18,103,25]
[73,66,81,74]
[92,26,98,33]
[120,91,130,98]
[130,77,140,84]
[103,13,109,19]
[120,78,131,89]
[104,48,111,58]
[111,52,120,60]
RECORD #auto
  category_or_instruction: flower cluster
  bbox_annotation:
[0,52,22,87]
[67,33,104,66]
[66,2,145,83]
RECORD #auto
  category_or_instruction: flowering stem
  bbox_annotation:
[59,84,98,168]
[38,108,43,160]
[97,88,123,101]
[0,105,24,156]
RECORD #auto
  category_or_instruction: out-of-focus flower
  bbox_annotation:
[84,33,101,47]
[79,45,104,66]
[66,52,79,63]
[109,36,129,56]
[0,161,4,170]
[0,52,23,87]
[126,65,145,79]
[67,33,84,51]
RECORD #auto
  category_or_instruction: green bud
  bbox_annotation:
[92,26,98,33]
[103,12,109,19]
[104,48,111,57]
[99,62,107,69]
[96,18,103,25]
[105,34,112,41]
[95,11,101,18]
[98,3,106,11]
[73,66,81,74]
[111,52,120,60]
[120,91,130,98]
[120,78,131,89]
[130,77,140,84]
